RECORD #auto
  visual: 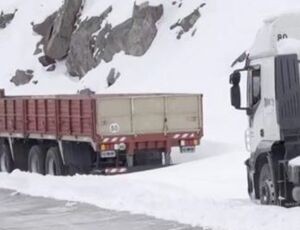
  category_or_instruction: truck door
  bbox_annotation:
[247,66,263,152]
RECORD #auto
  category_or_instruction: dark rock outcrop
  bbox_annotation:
[66,6,112,77]
[0,10,17,29]
[66,2,163,78]
[78,88,95,95]
[33,12,58,55]
[38,55,56,67]
[32,11,57,37]
[10,70,34,86]
[44,0,83,60]
[33,1,162,79]
[101,2,163,62]
[107,68,121,87]
[170,4,205,39]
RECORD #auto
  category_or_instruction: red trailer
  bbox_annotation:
[0,89,203,175]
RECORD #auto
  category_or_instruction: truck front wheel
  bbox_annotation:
[45,147,64,176]
[0,143,14,173]
[28,145,46,175]
[259,163,276,205]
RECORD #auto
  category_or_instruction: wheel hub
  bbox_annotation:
[30,154,39,173]
[261,179,276,204]
[0,153,8,172]
[48,158,56,175]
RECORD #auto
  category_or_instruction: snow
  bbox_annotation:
[289,156,300,167]
[249,12,300,59]
[1,0,300,230]
[277,38,300,56]
[0,142,300,230]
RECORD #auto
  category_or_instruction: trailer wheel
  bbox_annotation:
[259,163,276,205]
[45,147,64,176]
[28,146,46,175]
[0,143,14,173]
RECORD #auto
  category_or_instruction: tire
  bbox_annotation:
[259,163,276,205]
[45,147,64,176]
[28,145,46,175]
[62,142,93,175]
[0,143,14,173]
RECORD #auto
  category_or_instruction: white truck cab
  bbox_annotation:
[230,12,300,206]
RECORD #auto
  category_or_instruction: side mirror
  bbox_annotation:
[230,72,241,85]
[231,85,241,109]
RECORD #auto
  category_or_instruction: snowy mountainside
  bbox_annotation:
[2,0,300,143]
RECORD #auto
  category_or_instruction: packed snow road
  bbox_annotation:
[0,189,204,230]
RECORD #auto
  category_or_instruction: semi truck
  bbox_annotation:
[230,12,300,206]
[0,89,203,175]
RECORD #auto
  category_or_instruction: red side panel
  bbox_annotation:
[0,97,95,139]
[58,99,94,136]
[0,99,24,133]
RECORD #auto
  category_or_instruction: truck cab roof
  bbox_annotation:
[249,12,300,60]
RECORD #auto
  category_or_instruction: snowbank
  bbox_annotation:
[0,142,300,230]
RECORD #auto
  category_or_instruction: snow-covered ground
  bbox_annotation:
[1,0,300,230]
[0,142,300,230]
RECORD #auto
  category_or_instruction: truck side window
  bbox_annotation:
[248,68,261,107]
[252,69,261,105]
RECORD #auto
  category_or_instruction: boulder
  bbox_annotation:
[78,88,95,95]
[32,11,57,37]
[179,8,200,32]
[65,1,163,78]
[170,4,205,39]
[33,12,57,55]
[44,0,83,60]
[101,2,163,62]
[0,10,17,29]
[38,55,56,67]
[10,70,34,86]
[107,68,121,87]
[66,6,112,77]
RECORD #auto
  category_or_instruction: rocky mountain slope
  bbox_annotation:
[1,0,300,144]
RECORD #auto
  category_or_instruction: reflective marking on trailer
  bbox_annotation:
[182,133,189,138]
[119,168,127,173]
[111,137,118,143]
[105,167,128,174]
[190,134,195,138]
[173,134,180,139]
[120,137,127,142]
[103,138,110,143]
